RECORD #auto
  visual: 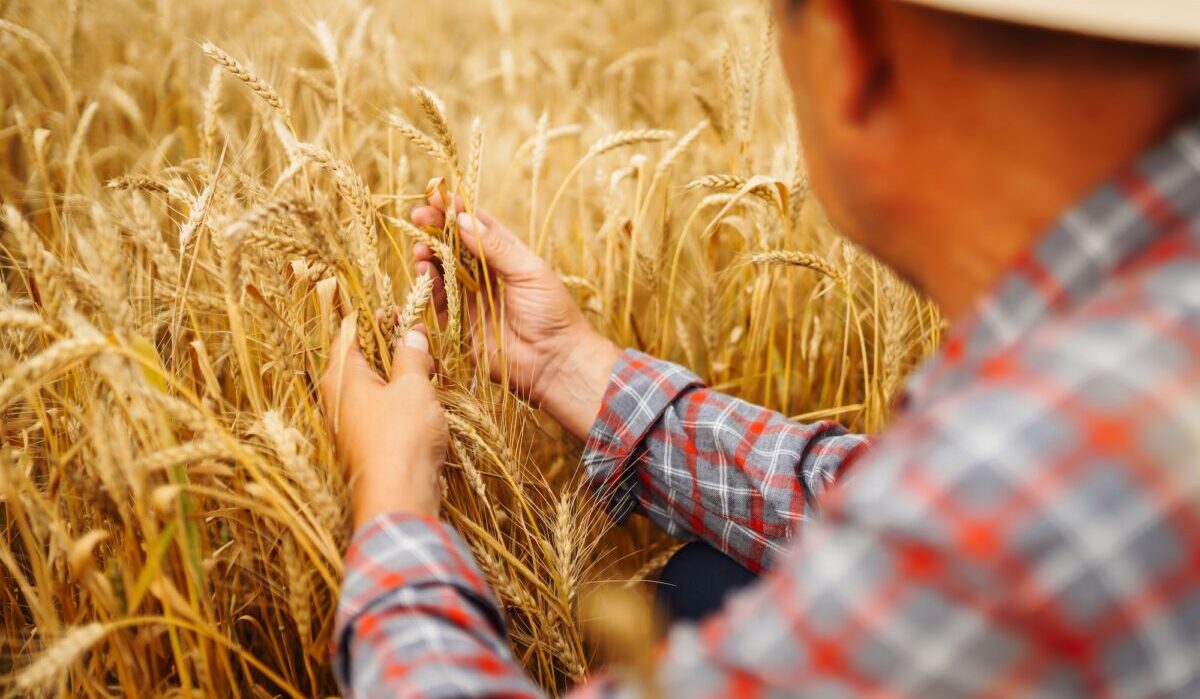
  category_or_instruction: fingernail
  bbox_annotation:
[456,212,476,234]
[403,329,429,353]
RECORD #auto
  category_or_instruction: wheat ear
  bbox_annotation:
[201,66,223,166]
[383,272,434,350]
[413,86,459,171]
[4,205,65,321]
[0,309,49,333]
[11,623,109,696]
[535,128,674,253]
[740,250,847,288]
[386,113,455,173]
[656,119,709,175]
[201,42,294,133]
[586,129,675,159]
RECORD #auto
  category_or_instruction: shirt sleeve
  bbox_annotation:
[581,349,871,571]
[333,514,545,699]
[336,424,1161,699]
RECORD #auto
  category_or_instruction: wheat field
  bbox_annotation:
[0,0,941,696]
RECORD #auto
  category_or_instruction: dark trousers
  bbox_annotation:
[656,542,758,623]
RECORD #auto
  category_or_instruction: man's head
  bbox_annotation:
[773,0,1200,318]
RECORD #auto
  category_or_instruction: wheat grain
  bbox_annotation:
[0,308,50,333]
[686,174,786,211]
[105,175,181,200]
[201,42,294,132]
[135,438,228,473]
[12,623,109,696]
[386,113,455,172]
[64,101,99,184]
[586,129,675,159]
[655,119,709,175]
[292,67,362,120]
[394,218,462,342]
[880,274,913,403]
[741,249,847,288]
[314,20,339,68]
[296,143,384,301]
[283,535,312,647]
[4,206,66,321]
[465,117,484,208]
[201,66,223,166]
[413,86,459,171]
[391,273,434,342]
[261,410,342,534]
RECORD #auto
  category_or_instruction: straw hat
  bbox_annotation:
[902,0,1200,46]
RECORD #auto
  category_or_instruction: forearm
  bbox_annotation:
[581,350,871,571]
[335,514,544,699]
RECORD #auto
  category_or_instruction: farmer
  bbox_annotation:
[322,0,1200,696]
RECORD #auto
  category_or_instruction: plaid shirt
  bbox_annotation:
[334,114,1200,698]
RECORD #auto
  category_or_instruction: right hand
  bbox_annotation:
[411,193,619,440]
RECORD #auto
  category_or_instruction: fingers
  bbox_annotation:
[411,206,445,230]
[424,191,496,228]
[457,212,540,278]
[391,326,435,381]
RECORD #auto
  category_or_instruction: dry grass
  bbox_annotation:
[0,0,940,696]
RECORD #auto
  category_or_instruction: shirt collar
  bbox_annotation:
[903,113,1200,410]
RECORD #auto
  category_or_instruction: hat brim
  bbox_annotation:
[902,0,1200,47]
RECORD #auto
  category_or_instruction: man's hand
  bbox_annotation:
[320,319,447,529]
[411,194,619,440]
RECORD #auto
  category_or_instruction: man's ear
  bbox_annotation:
[814,0,892,124]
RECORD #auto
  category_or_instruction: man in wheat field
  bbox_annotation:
[320,0,1200,696]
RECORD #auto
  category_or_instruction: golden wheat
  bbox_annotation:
[0,2,936,697]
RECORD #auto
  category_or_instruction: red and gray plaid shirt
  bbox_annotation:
[334,115,1200,698]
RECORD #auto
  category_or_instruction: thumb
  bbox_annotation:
[457,212,539,278]
[391,327,435,381]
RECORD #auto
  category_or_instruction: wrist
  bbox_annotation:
[532,328,620,441]
[353,491,439,530]
[351,457,441,529]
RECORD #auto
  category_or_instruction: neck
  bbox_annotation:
[896,45,1200,322]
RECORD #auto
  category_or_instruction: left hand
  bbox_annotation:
[320,318,447,529]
